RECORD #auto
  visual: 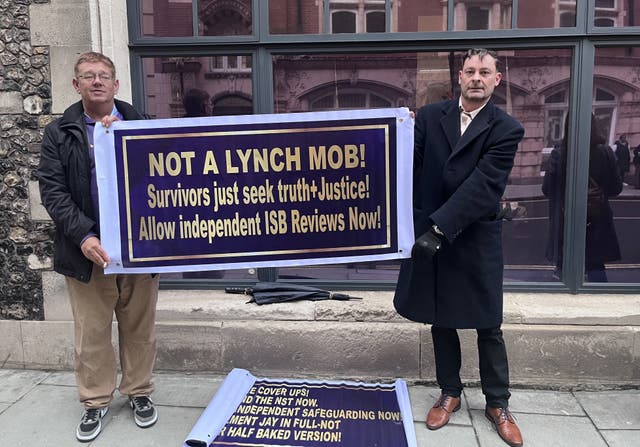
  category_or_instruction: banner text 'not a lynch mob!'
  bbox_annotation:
[143,142,377,241]
[95,109,413,272]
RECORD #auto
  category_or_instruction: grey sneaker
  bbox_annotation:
[76,406,108,442]
[129,395,158,428]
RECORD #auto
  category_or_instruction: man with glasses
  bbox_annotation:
[394,48,524,447]
[38,52,159,442]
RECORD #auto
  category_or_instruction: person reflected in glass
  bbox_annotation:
[633,144,640,189]
[183,88,212,117]
[542,115,622,282]
[614,134,630,184]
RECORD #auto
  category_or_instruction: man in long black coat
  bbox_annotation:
[394,49,524,447]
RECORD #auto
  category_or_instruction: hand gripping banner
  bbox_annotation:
[94,108,414,274]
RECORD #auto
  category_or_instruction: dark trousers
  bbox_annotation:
[431,325,511,408]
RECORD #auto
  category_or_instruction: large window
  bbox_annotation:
[129,0,640,291]
[141,54,255,281]
[454,0,512,30]
[142,56,253,119]
[141,0,253,37]
[329,0,386,33]
[585,46,640,283]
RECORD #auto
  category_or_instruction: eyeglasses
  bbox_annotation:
[76,72,114,82]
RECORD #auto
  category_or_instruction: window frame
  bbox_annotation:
[127,0,640,293]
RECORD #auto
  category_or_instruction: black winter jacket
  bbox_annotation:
[38,99,144,282]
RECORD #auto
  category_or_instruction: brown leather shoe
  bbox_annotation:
[485,406,524,447]
[425,394,461,430]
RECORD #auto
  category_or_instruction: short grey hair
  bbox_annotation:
[462,48,500,70]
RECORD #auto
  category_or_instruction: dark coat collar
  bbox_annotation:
[60,99,143,129]
[441,98,497,156]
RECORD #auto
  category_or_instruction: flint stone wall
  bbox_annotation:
[1,0,54,320]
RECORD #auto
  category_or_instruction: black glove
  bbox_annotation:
[411,228,442,258]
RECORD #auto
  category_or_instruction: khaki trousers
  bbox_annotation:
[66,267,159,408]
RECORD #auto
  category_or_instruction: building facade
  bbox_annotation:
[1,0,640,321]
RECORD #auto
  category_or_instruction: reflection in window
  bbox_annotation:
[211,55,252,72]
[595,0,615,8]
[273,53,414,114]
[586,46,640,283]
[593,88,616,143]
[271,49,598,283]
[519,0,576,28]
[544,89,568,151]
[366,11,386,32]
[594,0,627,27]
[330,0,386,33]
[140,0,254,37]
[310,91,391,110]
[212,94,253,115]
[140,54,253,281]
[272,52,414,280]
[142,56,252,119]
[466,6,489,29]
[269,0,323,34]
[454,0,512,30]
[199,0,252,35]
[594,17,615,27]
[141,0,194,37]
[332,11,357,33]
[559,12,576,27]
[269,0,447,34]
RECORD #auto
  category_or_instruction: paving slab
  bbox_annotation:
[0,320,23,367]
[415,421,479,446]
[90,397,203,447]
[471,410,608,447]
[465,387,584,416]
[576,390,640,429]
[40,370,76,387]
[0,369,51,403]
[600,429,640,446]
[0,383,79,446]
[151,372,222,408]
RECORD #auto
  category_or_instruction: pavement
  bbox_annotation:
[0,368,638,447]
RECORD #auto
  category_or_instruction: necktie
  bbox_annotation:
[460,109,473,135]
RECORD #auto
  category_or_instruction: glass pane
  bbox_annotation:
[141,55,254,279]
[273,49,574,282]
[329,1,386,34]
[198,0,252,35]
[333,11,357,33]
[272,51,415,280]
[594,0,637,27]
[141,0,194,37]
[142,55,253,118]
[518,0,576,28]
[269,0,324,34]
[484,49,573,283]
[269,0,448,34]
[582,46,640,283]
[273,53,415,114]
[454,0,512,30]
[366,11,386,32]
[329,0,386,34]
[396,0,446,32]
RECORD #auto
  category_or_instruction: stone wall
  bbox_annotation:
[0,0,52,320]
